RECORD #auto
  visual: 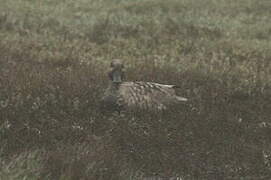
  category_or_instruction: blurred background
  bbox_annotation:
[0,0,271,179]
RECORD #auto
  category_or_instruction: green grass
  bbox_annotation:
[1,0,271,179]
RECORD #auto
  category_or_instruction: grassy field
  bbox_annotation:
[1,0,271,179]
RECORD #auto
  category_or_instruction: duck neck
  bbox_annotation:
[110,82,121,91]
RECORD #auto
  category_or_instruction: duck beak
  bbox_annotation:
[112,71,122,83]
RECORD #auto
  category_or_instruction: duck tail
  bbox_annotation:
[176,96,188,102]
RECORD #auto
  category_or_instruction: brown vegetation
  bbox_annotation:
[1,0,271,179]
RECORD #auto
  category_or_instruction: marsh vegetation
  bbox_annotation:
[1,0,271,179]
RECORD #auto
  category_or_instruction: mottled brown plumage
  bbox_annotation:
[101,59,187,112]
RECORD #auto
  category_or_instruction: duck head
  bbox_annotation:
[108,59,125,83]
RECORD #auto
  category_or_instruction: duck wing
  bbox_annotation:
[119,82,187,110]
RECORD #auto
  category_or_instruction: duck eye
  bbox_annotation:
[110,62,114,67]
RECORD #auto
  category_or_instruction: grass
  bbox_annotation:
[1,0,271,179]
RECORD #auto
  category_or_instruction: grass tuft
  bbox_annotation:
[1,0,271,179]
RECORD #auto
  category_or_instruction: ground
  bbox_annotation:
[0,0,271,179]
